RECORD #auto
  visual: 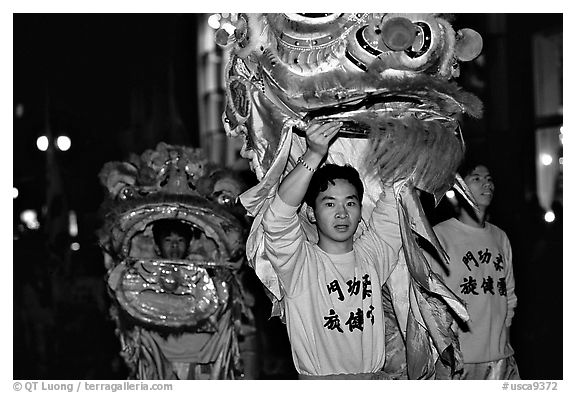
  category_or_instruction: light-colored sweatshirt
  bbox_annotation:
[262,190,401,377]
[432,218,517,364]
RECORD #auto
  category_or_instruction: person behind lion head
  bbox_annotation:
[152,219,198,260]
[261,121,403,379]
[147,219,232,379]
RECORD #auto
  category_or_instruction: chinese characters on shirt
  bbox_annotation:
[323,274,375,333]
[459,248,507,297]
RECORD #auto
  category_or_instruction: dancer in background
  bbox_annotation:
[430,161,519,379]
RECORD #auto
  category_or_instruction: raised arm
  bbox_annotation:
[355,184,402,281]
[277,122,342,206]
[262,121,342,293]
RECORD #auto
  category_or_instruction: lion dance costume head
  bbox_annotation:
[216,13,484,379]
[98,143,253,379]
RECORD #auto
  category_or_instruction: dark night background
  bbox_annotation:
[12,14,563,380]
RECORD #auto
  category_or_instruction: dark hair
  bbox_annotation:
[457,159,490,178]
[152,219,198,246]
[304,163,364,208]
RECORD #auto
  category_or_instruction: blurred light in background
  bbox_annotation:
[20,209,40,230]
[69,210,78,237]
[15,103,24,118]
[56,135,71,151]
[70,242,80,251]
[535,127,562,216]
[208,14,221,29]
[540,153,553,166]
[13,187,18,199]
[533,28,562,220]
[36,135,49,151]
[445,190,455,199]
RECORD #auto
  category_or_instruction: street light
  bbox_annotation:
[20,209,40,230]
[544,210,555,223]
[36,135,72,151]
[56,135,71,151]
[540,153,553,166]
[36,135,49,151]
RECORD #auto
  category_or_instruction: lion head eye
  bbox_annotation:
[118,186,136,201]
[214,191,235,207]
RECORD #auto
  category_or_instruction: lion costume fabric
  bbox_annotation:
[98,143,255,379]
[216,13,483,379]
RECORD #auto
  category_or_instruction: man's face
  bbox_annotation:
[158,232,189,259]
[313,179,362,247]
[464,165,494,209]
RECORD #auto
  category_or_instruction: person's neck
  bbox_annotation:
[458,207,487,228]
[318,239,354,254]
